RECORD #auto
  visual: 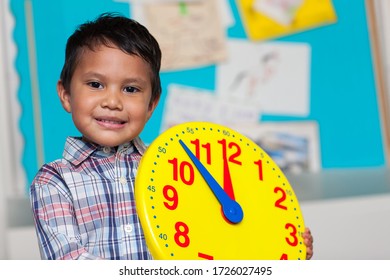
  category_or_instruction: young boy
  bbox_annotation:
[29,13,313,260]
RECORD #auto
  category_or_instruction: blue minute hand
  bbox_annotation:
[179,140,243,224]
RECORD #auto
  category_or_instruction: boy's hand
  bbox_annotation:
[303,227,314,260]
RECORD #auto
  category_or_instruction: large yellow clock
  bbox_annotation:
[135,121,306,260]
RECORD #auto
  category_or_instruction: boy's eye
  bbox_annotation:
[124,86,139,93]
[88,81,103,89]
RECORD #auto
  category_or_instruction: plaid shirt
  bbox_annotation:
[30,136,152,260]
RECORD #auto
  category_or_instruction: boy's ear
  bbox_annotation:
[57,80,72,113]
[147,96,160,120]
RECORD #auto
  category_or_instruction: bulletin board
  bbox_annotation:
[10,0,385,190]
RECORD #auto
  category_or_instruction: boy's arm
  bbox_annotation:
[30,178,102,260]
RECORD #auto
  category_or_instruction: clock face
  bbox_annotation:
[135,121,306,260]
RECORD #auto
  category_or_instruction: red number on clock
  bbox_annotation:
[174,221,190,247]
[285,223,298,246]
[218,139,242,165]
[274,186,288,210]
[168,158,194,185]
[191,139,211,164]
[254,159,263,181]
[198,252,214,260]
[280,253,288,260]
[162,185,178,210]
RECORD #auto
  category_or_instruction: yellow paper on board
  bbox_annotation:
[236,0,337,41]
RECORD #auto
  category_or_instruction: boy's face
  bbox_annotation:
[57,45,159,147]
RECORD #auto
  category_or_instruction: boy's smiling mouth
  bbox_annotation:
[95,117,126,128]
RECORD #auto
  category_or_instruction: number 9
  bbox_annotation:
[163,185,178,210]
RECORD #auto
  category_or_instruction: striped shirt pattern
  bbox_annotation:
[30,136,152,260]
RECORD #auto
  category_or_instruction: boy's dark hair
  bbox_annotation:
[60,12,162,105]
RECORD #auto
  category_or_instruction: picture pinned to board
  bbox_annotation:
[229,121,321,174]
[160,84,261,132]
[137,0,229,71]
[236,0,337,41]
[216,39,311,117]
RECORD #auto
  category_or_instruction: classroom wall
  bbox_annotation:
[0,4,10,259]
[8,0,386,193]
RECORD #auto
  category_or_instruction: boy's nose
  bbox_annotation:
[101,90,123,110]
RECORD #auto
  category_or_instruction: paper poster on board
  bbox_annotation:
[216,39,311,117]
[139,0,228,71]
[229,121,321,173]
[236,0,337,41]
[160,84,261,132]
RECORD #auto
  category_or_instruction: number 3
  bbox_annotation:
[285,223,298,246]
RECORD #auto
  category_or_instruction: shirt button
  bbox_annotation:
[103,146,111,153]
[119,177,127,185]
[124,224,133,234]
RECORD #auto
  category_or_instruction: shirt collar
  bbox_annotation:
[63,136,147,166]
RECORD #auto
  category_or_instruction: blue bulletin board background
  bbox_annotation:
[11,0,385,187]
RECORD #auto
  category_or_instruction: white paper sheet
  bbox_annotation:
[125,0,234,28]
[216,39,311,117]
[160,84,261,132]
[229,121,321,173]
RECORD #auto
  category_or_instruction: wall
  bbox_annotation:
[301,193,390,259]
[9,0,386,191]
[0,0,24,259]
[0,1,10,260]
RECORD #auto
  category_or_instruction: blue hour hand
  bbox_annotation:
[179,140,243,224]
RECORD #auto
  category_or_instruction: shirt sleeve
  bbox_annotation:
[29,167,102,260]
